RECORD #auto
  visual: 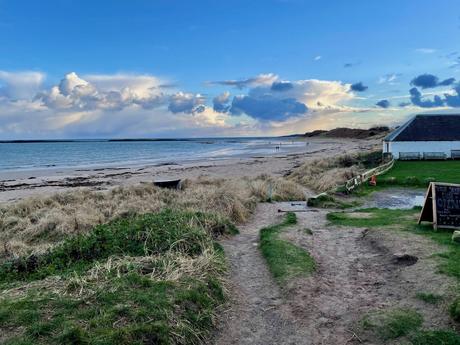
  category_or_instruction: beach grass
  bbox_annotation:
[0,209,232,345]
[0,175,304,260]
[259,212,315,284]
[289,150,383,192]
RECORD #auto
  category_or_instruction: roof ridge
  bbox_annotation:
[387,113,460,142]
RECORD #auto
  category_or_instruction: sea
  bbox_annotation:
[0,137,305,171]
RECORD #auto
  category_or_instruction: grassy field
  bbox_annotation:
[0,210,236,345]
[376,160,459,187]
[259,212,315,284]
[353,160,460,195]
[328,207,460,344]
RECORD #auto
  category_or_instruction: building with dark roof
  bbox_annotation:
[383,113,460,160]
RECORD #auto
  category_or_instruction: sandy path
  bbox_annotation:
[215,203,311,345]
[216,204,455,345]
[282,210,387,344]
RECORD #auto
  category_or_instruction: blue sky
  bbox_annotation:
[0,0,459,138]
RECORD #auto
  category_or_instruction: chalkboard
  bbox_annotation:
[419,183,460,230]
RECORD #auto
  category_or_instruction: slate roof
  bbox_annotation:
[385,114,460,142]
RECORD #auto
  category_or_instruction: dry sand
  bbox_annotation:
[0,137,380,203]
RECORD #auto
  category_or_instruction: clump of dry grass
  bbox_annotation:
[247,174,305,201]
[288,151,381,192]
[0,175,303,259]
[289,156,359,192]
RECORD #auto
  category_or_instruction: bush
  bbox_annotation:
[424,177,436,185]
[382,177,398,185]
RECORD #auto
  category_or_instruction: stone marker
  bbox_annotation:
[452,230,460,244]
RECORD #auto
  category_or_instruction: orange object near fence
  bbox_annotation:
[369,175,377,186]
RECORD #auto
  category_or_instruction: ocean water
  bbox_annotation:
[0,138,304,171]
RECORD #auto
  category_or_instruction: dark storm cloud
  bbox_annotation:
[271,81,294,91]
[350,82,368,92]
[409,87,444,108]
[444,84,460,107]
[376,99,390,108]
[410,74,456,89]
[230,95,307,121]
[209,74,277,89]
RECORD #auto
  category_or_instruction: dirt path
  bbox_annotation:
[214,203,311,344]
[215,204,455,345]
[283,210,455,344]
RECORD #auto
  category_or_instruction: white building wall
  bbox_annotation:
[383,141,460,159]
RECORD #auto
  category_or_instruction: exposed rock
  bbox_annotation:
[452,230,460,244]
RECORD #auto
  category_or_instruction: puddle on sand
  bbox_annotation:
[366,189,425,209]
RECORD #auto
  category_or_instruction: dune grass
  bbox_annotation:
[259,212,315,284]
[0,209,234,345]
[0,175,304,260]
[289,151,383,192]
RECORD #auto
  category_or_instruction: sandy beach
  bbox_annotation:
[0,137,381,203]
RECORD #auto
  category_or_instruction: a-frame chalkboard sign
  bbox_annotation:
[418,182,460,230]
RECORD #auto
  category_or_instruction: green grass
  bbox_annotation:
[327,207,417,228]
[302,228,313,235]
[0,210,235,345]
[410,330,460,345]
[381,161,460,184]
[355,160,460,195]
[416,292,443,304]
[0,210,236,284]
[361,308,423,340]
[259,212,315,284]
[449,298,460,322]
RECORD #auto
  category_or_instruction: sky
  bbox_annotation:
[0,0,459,139]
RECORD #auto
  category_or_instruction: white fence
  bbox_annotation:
[344,158,395,193]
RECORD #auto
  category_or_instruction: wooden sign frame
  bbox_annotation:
[418,182,460,230]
